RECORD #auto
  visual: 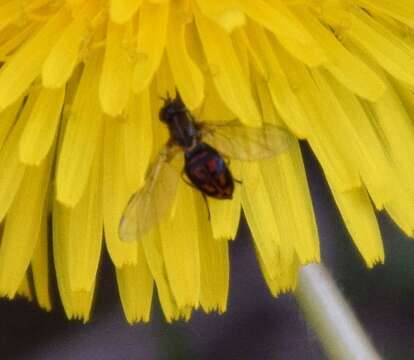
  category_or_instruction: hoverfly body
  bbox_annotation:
[119,93,294,242]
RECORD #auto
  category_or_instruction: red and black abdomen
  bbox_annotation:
[184,143,234,199]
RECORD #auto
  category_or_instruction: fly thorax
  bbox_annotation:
[168,114,198,148]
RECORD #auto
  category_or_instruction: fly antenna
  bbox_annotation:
[175,90,183,104]
[159,92,171,103]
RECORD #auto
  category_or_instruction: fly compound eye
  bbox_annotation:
[159,104,175,122]
[160,101,183,122]
[159,107,168,122]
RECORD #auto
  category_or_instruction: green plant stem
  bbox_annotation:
[295,263,381,360]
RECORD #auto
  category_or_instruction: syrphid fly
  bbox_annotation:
[119,93,293,242]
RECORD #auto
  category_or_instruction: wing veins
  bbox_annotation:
[119,145,180,242]
[201,121,294,161]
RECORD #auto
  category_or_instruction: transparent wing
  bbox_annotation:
[201,121,294,161]
[119,146,180,242]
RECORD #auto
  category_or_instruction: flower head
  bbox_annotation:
[0,0,413,323]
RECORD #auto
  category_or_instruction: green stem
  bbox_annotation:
[295,264,381,360]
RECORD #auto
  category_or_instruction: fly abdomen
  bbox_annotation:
[184,143,234,199]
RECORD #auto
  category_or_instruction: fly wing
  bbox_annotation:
[202,121,294,161]
[119,146,180,242]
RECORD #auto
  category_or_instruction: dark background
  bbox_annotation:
[1,145,414,360]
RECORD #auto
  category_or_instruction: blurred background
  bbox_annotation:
[1,144,414,360]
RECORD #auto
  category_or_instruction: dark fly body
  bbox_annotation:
[119,93,293,242]
[159,95,234,199]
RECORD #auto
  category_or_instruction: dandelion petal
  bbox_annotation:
[167,5,204,110]
[66,142,104,292]
[19,86,65,166]
[0,8,71,110]
[53,199,96,322]
[100,21,133,116]
[132,2,169,93]
[237,0,326,67]
[116,245,153,324]
[242,162,293,280]
[103,117,138,267]
[195,195,229,313]
[141,228,189,322]
[208,160,241,241]
[340,8,414,87]
[0,92,36,223]
[31,213,52,311]
[110,0,143,24]
[0,150,52,298]
[331,186,385,268]
[297,9,386,101]
[42,3,94,88]
[195,9,261,126]
[160,183,200,309]
[56,51,104,206]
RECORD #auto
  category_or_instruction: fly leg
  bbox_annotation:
[223,154,231,166]
[234,178,243,185]
[180,170,197,189]
[180,171,211,219]
[202,193,211,221]
[222,155,242,185]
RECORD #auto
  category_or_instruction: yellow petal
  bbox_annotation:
[350,44,414,197]
[320,71,392,209]
[237,0,326,66]
[103,117,138,267]
[0,7,71,110]
[100,20,133,116]
[167,5,204,110]
[258,251,299,296]
[160,182,200,309]
[356,0,414,31]
[0,1,23,32]
[208,160,241,241]
[195,8,261,126]
[332,7,414,87]
[104,91,152,267]
[330,185,384,267]
[0,96,24,150]
[132,1,169,93]
[255,78,319,263]
[66,140,103,292]
[384,172,414,235]
[16,274,32,301]
[53,199,96,322]
[31,210,52,311]
[153,54,177,100]
[295,8,386,101]
[245,23,309,138]
[194,65,235,123]
[116,244,153,324]
[242,162,294,280]
[19,86,65,165]
[42,3,95,88]
[196,0,245,32]
[124,91,153,189]
[0,145,52,298]
[0,24,38,64]
[277,53,360,191]
[0,90,38,223]
[110,0,143,24]
[56,51,104,206]
[141,228,187,322]
[195,194,229,313]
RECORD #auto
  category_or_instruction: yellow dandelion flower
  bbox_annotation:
[0,0,413,324]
